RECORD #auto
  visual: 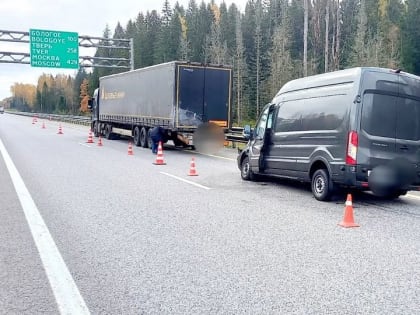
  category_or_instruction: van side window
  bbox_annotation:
[255,108,269,138]
[301,95,347,131]
[275,100,304,132]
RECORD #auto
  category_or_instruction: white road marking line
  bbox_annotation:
[194,152,236,161]
[405,193,420,201]
[160,172,211,190]
[0,139,90,315]
[78,143,91,147]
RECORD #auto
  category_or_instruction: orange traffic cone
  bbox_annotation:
[57,124,63,135]
[86,130,94,143]
[97,136,103,147]
[128,142,134,155]
[41,122,46,129]
[153,141,166,165]
[338,194,359,228]
[188,157,198,176]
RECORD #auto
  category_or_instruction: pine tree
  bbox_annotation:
[74,69,88,114]
[267,7,294,97]
[303,0,308,76]
[325,0,330,72]
[401,0,420,73]
[178,15,191,60]
[234,11,248,125]
[339,0,359,68]
[80,79,89,113]
[156,0,173,62]
[134,13,147,68]
[207,3,229,64]
[377,0,403,68]
[144,10,161,66]
[110,22,127,74]
[168,7,183,61]
[255,0,263,117]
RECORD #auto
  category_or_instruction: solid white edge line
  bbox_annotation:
[405,193,420,201]
[78,143,92,147]
[0,138,90,315]
[195,151,236,161]
[160,171,211,190]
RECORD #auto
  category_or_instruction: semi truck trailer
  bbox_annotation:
[89,61,232,150]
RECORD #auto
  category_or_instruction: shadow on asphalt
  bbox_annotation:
[250,176,416,205]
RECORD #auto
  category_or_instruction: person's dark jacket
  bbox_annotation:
[150,126,164,141]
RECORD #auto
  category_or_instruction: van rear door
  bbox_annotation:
[358,72,420,186]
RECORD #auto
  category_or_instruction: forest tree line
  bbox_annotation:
[6,0,420,125]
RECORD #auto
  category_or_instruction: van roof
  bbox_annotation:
[274,67,414,97]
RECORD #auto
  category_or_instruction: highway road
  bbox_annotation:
[1,113,419,314]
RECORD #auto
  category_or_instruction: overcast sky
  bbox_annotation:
[0,0,247,100]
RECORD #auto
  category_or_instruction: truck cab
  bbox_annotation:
[88,88,100,136]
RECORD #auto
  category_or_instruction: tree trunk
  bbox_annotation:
[255,2,262,118]
[335,0,341,70]
[303,0,308,77]
[325,1,330,72]
[256,25,261,118]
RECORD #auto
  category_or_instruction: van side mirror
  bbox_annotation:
[87,99,93,111]
[243,125,252,140]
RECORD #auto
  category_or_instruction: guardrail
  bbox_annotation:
[8,111,249,144]
[226,126,247,144]
[8,111,91,126]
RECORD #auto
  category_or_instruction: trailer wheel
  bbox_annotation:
[104,124,113,140]
[133,126,141,146]
[140,127,148,148]
[93,122,99,137]
[147,129,153,148]
[173,138,188,147]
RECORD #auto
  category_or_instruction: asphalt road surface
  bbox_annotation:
[1,113,419,314]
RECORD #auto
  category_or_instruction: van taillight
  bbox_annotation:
[346,131,358,165]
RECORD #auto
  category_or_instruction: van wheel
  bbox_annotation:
[241,156,256,181]
[311,169,333,201]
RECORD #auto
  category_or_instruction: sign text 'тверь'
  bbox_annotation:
[30,29,79,69]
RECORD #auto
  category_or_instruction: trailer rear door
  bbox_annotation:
[204,67,231,127]
[177,64,231,128]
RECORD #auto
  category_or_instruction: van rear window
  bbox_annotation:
[396,97,420,140]
[361,92,420,140]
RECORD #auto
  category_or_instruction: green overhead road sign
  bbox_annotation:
[30,29,79,69]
